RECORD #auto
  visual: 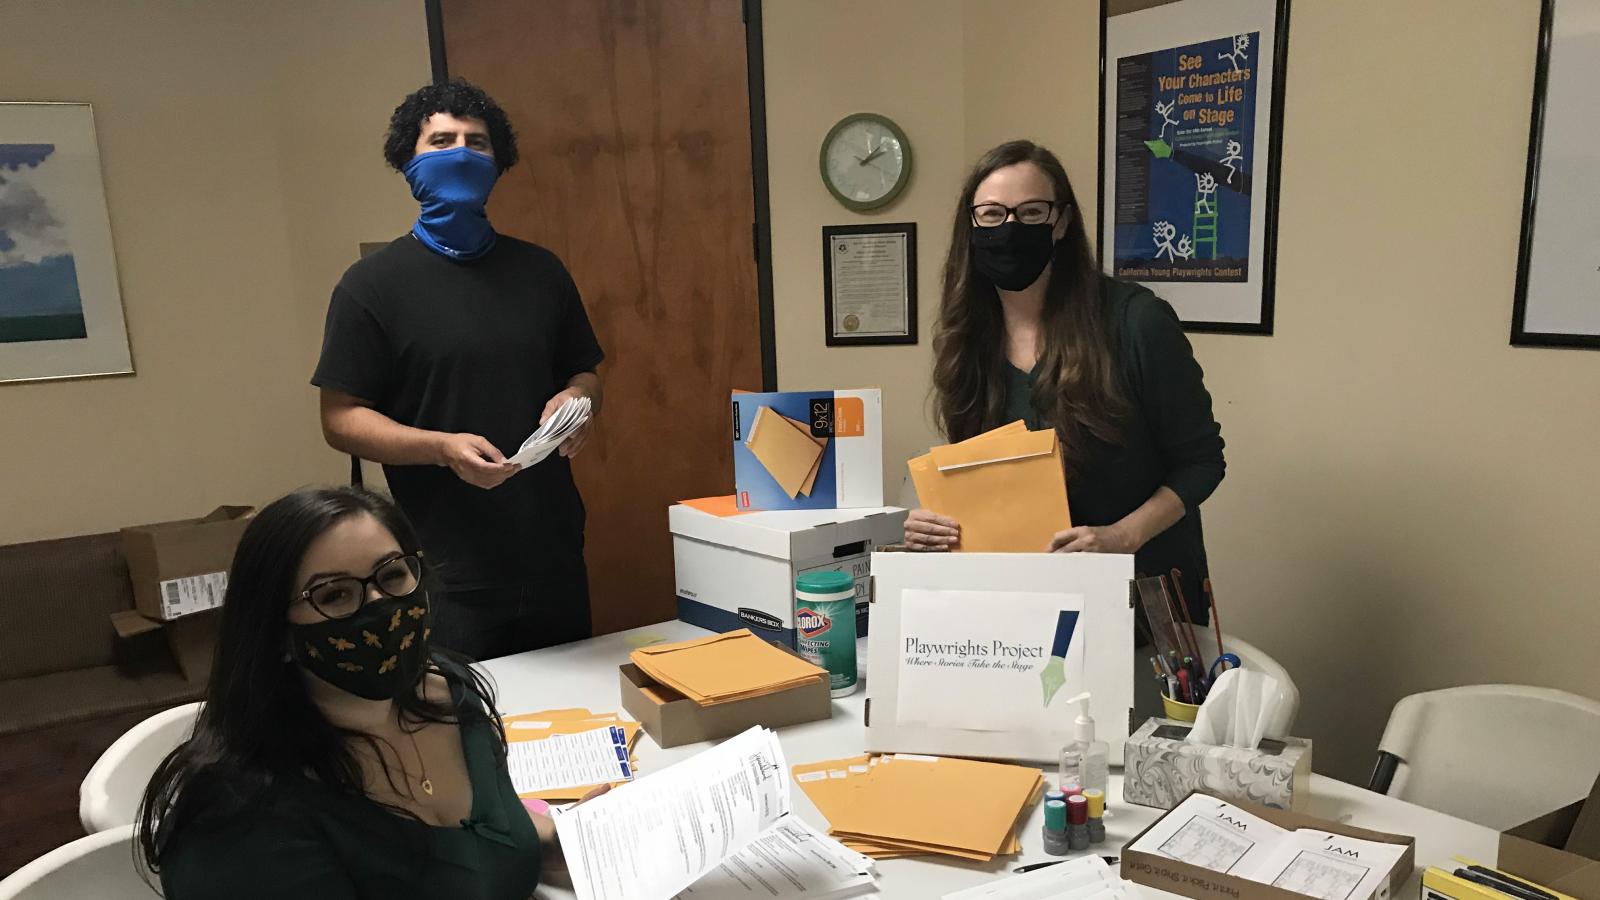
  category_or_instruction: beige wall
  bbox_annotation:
[0,0,427,545]
[766,0,1600,782]
[763,0,966,492]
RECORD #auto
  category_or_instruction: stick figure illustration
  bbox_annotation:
[1221,140,1244,185]
[1195,172,1218,215]
[1176,235,1195,261]
[1155,97,1180,143]
[1153,221,1179,261]
[1219,34,1250,72]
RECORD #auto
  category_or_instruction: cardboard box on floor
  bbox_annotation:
[122,505,253,621]
[618,650,832,748]
[1121,793,1415,900]
[669,502,906,646]
[1498,773,1600,899]
[111,607,221,683]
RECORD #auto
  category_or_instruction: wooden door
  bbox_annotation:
[436,0,764,634]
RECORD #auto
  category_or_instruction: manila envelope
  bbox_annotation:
[781,414,829,496]
[746,406,825,498]
[828,755,1042,859]
[629,628,826,704]
[906,420,1028,511]
[911,428,1071,553]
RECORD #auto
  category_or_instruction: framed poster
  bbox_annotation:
[1511,0,1600,349]
[1099,0,1291,334]
[822,223,917,346]
[0,102,132,383]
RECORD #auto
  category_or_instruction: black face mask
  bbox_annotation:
[970,222,1058,292]
[291,593,432,701]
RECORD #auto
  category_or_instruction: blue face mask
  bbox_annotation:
[403,146,499,260]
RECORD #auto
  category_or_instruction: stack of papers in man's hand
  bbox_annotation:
[508,395,591,467]
[503,708,641,801]
[793,753,1044,862]
[629,628,827,706]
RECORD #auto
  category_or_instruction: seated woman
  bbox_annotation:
[137,486,592,898]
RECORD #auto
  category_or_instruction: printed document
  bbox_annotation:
[505,725,632,795]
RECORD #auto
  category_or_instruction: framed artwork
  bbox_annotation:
[1510,0,1599,349]
[822,222,917,346]
[1099,0,1291,334]
[0,102,132,383]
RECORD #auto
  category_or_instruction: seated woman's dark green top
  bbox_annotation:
[1005,278,1225,623]
[159,698,539,899]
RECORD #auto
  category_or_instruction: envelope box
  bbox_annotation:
[669,503,908,647]
[1122,793,1415,900]
[1123,717,1313,812]
[1497,773,1600,899]
[121,505,253,621]
[618,660,832,749]
[731,389,883,511]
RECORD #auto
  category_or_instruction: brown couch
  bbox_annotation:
[0,531,205,875]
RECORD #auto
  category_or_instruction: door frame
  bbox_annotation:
[423,0,778,390]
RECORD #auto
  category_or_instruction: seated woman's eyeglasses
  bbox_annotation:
[970,200,1061,228]
[298,554,424,620]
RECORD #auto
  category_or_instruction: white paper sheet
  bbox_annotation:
[1128,795,1407,900]
[674,817,876,900]
[506,725,633,795]
[508,396,591,468]
[1127,793,1285,874]
[894,588,1085,731]
[555,726,792,900]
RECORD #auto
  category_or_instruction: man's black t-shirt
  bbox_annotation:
[312,234,604,591]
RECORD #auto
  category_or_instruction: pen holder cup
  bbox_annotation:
[1161,695,1201,722]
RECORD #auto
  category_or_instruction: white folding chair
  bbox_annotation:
[1369,685,1600,830]
[79,702,202,833]
[0,825,155,899]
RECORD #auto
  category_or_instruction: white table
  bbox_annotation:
[483,621,1498,899]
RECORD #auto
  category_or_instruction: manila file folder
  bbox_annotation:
[909,426,1071,553]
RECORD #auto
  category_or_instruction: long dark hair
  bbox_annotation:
[135,486,503,873]
[933,140,1126,474]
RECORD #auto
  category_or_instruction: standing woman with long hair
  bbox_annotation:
[136,487,597,898]
[904,140,1225,623]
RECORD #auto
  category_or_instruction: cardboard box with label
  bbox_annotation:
[865,550,1137,764]
[113,505,253,683]
[1124,717,1313,812]
[1495,773,1600,899]
[1122,792,1415,900]
[122,505,253,621]
[669,501,907,647]
[731,389,882,511]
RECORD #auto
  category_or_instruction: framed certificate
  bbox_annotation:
[822,223,917,346]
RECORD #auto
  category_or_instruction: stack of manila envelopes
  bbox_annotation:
[745,405,829,499]
[503,708,641,801]
[908,421,1072,553]
[793,753,1044,861]
[629,628,827,706]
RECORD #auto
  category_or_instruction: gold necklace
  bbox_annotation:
[405,728,434,796]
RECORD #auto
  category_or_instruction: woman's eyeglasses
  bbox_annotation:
[970,200,1065,228]
[297,554,423,620]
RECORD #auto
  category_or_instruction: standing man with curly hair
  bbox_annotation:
[312,80,604,659]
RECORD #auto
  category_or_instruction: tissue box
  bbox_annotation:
[1122,717,1312,811]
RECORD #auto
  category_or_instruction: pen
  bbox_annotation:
[1148,656,1169,698]
[1014,857,1118,874]
[1176,668,1192,703]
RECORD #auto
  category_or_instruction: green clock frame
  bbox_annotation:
[818,112,913,212]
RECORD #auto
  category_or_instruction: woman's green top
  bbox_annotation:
[160,697,539,900]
